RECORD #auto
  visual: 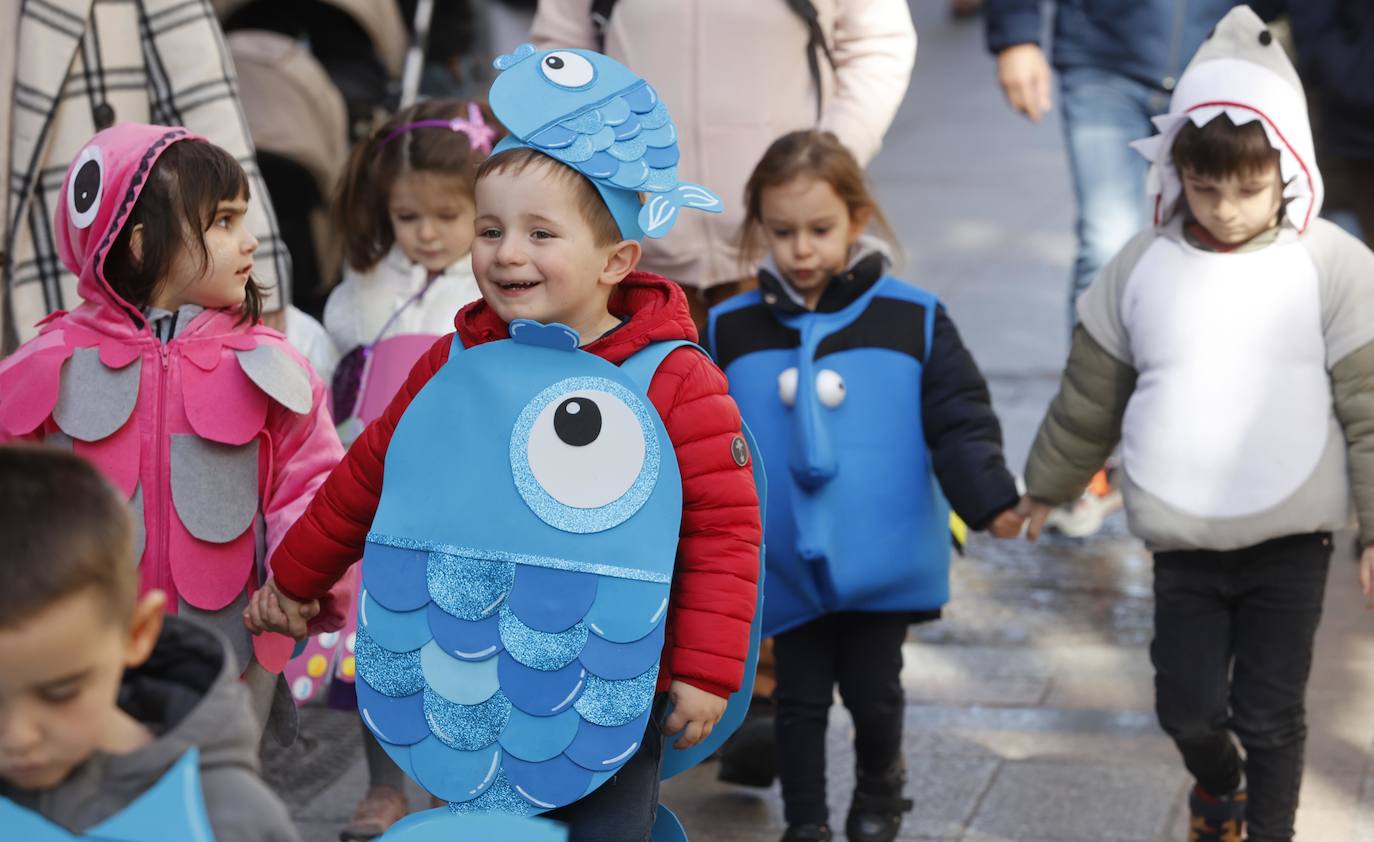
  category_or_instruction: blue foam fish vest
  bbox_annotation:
[709,277,950,637]
[0,749,214,841]
[358,321,763,825]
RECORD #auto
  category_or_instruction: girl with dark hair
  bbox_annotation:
[0,124,347,737]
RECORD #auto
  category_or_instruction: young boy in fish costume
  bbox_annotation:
[247,45,764,841]
[1020,8,1374,840]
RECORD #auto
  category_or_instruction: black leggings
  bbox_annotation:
[773,612,909,826]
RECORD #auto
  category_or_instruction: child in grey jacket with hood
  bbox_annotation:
[1019,9,1374,842]
[0,445,301,842]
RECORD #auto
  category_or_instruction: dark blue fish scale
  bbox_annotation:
[428,603,503,661]
[644,144,679,169]
[564,711,652,771]
[356,676,428,745]
[504,754,594,810]
[613,115,642,141]
[528,124,577,150]
[581,151,620,180]
[363,542,431,612]
[507,565,598,633]
[578,621,664,680]
[498,651,587,717]
[623,84,657,114]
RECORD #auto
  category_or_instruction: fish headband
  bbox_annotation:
[488,43,723,241]
[376,102,499,156]
[1129,6,1323,233]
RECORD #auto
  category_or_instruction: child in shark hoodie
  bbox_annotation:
[1019,8,1374,841]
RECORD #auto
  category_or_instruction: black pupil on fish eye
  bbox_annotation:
[546,56,565,70]
[74,160,100,212]
[554,398,601,447]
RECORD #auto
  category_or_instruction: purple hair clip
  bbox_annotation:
[375,102,498,156]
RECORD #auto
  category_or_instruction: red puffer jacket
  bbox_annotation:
[269,273,762,698]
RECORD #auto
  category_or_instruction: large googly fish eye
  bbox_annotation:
[816,369,846,409]
[539,51,595,88]
[511,377,659,533]
[67,145,105,230]
[778,367,798,408]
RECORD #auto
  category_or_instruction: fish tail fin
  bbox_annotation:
[637,182,724,239]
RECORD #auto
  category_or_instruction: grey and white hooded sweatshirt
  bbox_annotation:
[1025,6,1374,552]
[0,616,301,842]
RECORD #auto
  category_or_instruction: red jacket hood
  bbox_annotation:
[454,272,699,363]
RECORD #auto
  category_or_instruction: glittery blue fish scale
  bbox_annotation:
[561,110,605,134]
[449,772,541,817]
[355,625,425,697]
[425,688,512,751]
[499,605,588,671]
[642,167,679,192]
[574,666,660,727]
[428,553,515,621]
[608,138,647,163]
[639,102,670,130]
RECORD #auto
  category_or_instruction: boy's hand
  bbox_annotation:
[987,508,1026,539]
[661,680,728,749]
[1360,547,1374,610]
[1016,495,1056,542]
[243,578,320,640]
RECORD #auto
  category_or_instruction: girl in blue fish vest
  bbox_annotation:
[707,130,1024,842]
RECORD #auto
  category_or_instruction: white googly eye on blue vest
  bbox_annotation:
[511,377,660,533]
[67,145,105,229]
[540,51,596,88]
[778,367,799,407]
[816,370,846,408]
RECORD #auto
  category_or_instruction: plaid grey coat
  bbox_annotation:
[4,0,291,353]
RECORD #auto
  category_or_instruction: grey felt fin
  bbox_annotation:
[180,590,253,675]
[53,348,141,442]
[130,483,146,566]
[169,436,259,543]
[235,344,312,415]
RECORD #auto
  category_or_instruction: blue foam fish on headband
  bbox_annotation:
[489,43,723,240]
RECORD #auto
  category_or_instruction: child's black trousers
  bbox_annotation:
[1151,531,1332,842]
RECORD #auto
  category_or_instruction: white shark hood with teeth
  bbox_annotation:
[1131,6,1323,233]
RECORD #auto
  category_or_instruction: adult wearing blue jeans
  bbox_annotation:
[984,0,1283,326]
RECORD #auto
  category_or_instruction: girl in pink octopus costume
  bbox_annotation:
[0,124,347,730]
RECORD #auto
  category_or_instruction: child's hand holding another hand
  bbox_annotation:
[1015,495,1056,542]
[987,507,1026,539]
[661,680,728,749]
[243,578,320,640]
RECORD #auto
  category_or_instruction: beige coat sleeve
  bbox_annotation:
[818,0,917,165]
[1331,340,1374,547]
[1024,326,1137,505]
[530,0,599,50]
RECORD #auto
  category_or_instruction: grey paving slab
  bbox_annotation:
[967,762,1185,842]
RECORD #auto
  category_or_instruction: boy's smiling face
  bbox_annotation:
[471,162,638,345]
[0,589,163,790]
[1180,162,1284,246]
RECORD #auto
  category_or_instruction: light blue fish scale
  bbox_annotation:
[528,124,577,150]
[589,125,616,152]
[600,96,632,126]
[544,134,596,164]
[639,123,676,149]
[609,159,650,189]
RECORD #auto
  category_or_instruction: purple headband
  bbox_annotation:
[375,102,497,156]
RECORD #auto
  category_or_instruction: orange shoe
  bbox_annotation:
[340,785,409,841]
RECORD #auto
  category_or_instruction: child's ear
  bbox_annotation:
[128,224,145,269]
[599,239,642,287]
[848,206,873,244]
[123,590,166,670]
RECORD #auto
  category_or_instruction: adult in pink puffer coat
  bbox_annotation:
[0,124,346,722]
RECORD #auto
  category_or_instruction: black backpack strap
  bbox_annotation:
[591,0,619,52]
[784,0,836,121]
